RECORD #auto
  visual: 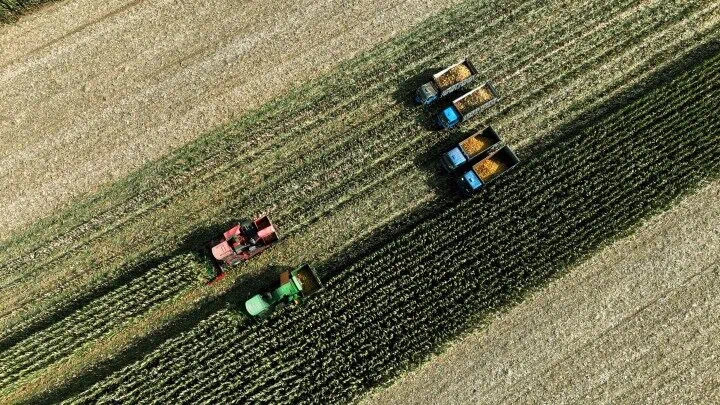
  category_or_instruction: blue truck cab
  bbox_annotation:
[441,126,502,172]
[458,145,519,195]
[437,106,461,129]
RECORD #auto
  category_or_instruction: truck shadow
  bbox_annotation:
[392,67,438,109]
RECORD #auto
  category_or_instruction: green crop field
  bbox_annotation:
[0,0,718,402]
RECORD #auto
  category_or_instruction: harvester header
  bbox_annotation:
[207,215,278,281]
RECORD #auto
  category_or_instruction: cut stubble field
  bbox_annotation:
[0,0,718,402]
[0,0,463,240]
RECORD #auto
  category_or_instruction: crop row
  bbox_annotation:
[62,44,720,404]
[1,0,686,336]
[0,254,202,391]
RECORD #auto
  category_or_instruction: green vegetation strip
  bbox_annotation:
[62,43,720,404]
[0,254,202,390]
[0,0,59,23]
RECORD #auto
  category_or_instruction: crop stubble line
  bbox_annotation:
[645,336,720,403]
[17,0,413,152]
[497,0,705,126]
[508,1,720,134]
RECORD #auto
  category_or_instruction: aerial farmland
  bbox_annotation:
[0,0,718,403]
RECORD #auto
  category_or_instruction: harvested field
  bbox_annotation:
[52,44,720,404]
[364,179,720,404]
[0,0,460,240]
[0,0,718,402]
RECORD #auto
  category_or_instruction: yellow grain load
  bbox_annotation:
[460,134,492,157]
[456,86,493,114]
[435,64,472,90]
[295,267,321,294]
[474,157,507,182]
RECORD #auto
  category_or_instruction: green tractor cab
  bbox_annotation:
[244,264,323,317]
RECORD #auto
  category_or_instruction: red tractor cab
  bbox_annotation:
[208,215,278,280]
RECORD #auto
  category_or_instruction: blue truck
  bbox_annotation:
[436,81,499,129]
[441,126,502,172]
[415,58,478,105]
[457,145,519,195]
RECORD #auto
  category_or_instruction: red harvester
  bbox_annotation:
[207,215,278,281]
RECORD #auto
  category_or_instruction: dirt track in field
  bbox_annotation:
[0,0,458,242]
[364,179,720,405]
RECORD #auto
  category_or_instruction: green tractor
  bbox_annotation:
[245,264,323,317]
